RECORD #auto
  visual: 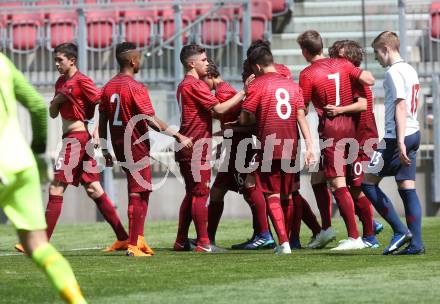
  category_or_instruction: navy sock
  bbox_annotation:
[361,184,408,235]
[398,189,424,249]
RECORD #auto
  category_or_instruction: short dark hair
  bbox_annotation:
[248,46,273,67]
[297,30,323,56]
[53,43,78,60]
[206,58,220,78]
[329,40,364,67]
[180,44,205,67]
[241,58,253,83]
[116,42,137,67]
[246,40,271,58]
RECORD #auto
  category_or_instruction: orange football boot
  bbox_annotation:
[126,245,152,257]
[137,236,155,255]
[103,239,129,252]
[14,243,25,253]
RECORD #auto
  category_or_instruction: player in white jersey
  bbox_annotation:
[361,31,424,255]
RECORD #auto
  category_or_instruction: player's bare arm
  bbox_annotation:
[324,97,367,117]
[49,93,66,118]
[98,111,113,167]
[395,98,410,166]
[297,108,315,166]
[211,90,245,115]
[359,70,375,86]
[146,115,193,149]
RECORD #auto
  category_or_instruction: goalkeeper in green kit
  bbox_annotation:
[0,52,87,304]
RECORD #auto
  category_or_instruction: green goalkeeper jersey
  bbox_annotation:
[0,53,47,177]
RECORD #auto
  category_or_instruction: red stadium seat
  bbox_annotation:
[271,0,289,16]
[198,5,235,48]
[9,13,43,52]
[86,11,118,50]
[430,2,440,41]
[47,12,78,49]
[36,1,62,5]
[123,10,155,48]
[237,0,272,44]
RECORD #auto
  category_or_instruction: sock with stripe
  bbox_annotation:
[361,183,408,235]
[398,188,424,249]
[31,243,86,304]
[267,196,289,244]
[93,193,128,241]
[333,187,359,239]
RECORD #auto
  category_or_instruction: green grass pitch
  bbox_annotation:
[0,218,439,303]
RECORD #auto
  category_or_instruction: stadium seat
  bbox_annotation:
[9,13,44,52]
[197,5,235,48]
[237,0,272,44]
[122,10,155,48]
[47,12,78,49]
[86,11,118,50]
[430,2,440,41]
[271,0,289,17]
[36,0,63,5]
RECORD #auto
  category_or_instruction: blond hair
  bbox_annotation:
[372,31,400,51]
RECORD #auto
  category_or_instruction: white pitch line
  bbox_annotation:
[0,246,104,257]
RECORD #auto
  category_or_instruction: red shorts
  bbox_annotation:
[322,140,353,178]
[347,151,370,187]
[54,131,100,186]
[122,165,152,193]
[179,161,211,197]
[255,160,296,195]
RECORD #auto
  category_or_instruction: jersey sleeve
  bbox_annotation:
[79,76,101,104]
[299,72,313,106]
[242,81,260,114]
[387,70,406,102]
[9,59,47,154]
[296,87,305,109]
[132,84,155,116]
[191,81,219,111]
[347,63,363,80]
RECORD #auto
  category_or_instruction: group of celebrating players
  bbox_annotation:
[1,28,425,303]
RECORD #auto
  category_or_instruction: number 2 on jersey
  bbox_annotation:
[275,88,291,120]
[328,72,340,106]
[110,93,122,126]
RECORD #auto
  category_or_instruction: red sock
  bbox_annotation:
[137,192,149,237]
[244,187,269,234]
[244,195,259,234]
[94,193,128,241]
[312,183,332,230]
[290,194,302,241]
[355,195,374,237]
[207,200,224,243]
[192,195,210,246]
[333,187,359,239]
[45,194,63,240]
[281,197,294,238]
[267,196,288,244]
[176,194,192,245]
[299,195,322,236]
[127,195,143,246]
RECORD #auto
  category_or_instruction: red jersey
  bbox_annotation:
[274,63,293,80]
[242,72,304,160]
[176,75,219,162]
[100,73,155,163]
[353,83,378,146]
[54,71,101,121]
[216,82,241,125]
[299,57,362,137]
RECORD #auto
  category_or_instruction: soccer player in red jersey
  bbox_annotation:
[27,43,129,253]
[327,40,381,248]
[297,30,375,250]
[174,44,246,252]
[99,42,192,257]
[202,59,274,250]
[240,46,315,254]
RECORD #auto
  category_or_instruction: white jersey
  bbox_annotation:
[383,60,420,139]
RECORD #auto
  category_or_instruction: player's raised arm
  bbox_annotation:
[10,58,48,154]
